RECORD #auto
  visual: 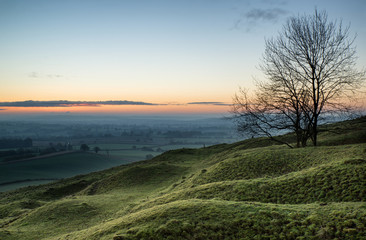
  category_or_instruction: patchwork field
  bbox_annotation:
[0,143,208,192]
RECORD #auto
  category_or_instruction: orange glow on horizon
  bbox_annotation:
[0,104,230,115]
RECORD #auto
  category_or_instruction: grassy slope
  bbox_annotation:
[0,117,365,239]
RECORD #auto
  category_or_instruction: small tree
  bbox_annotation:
[233,10,365,147]
[80,144,89,151]
[93,146,100,154]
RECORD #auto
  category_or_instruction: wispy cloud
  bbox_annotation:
[261,0,288,6]
[28,72,39,78]
[187,102,231,106]
[47,74,64,79]
[28,72,64,79]
[232,5,289,32]
[0,100,158,107]
[0,100,233,108]
[245,8,288,22]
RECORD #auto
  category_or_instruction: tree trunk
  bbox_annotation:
[301,134,308,147]
[296,131,301,148]
[313,115,318,146]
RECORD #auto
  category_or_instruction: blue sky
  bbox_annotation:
[0,0,365,113]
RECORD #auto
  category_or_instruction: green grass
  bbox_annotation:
[89,142,207,162]
[107,149,157,161]
[66,200,366,240]
[4,200,364,240]
[191,144,365,184]
[0,116,365,239]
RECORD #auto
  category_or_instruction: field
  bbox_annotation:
[0,116,365,239]
[0,141,210,192]
[0,152,130,192]
[0,115,240,192]
[88,142,206,161]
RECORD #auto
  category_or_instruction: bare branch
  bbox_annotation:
[232,9,365,147]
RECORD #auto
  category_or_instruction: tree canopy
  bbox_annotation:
[80,144,90,151]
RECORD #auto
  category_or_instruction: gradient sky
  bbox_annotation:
[0,0,365,114]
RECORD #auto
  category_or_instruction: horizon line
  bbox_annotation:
[0,100,231,108]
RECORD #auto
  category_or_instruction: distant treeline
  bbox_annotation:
[0,148,36,162]
[0,138,33,149]
[0,142,73,162]
[163,131,202,138]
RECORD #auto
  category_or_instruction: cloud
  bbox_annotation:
[47,74,64,78]
[28,72,64,79]
[245,8,288,22]
[0,100,158,107]
[98,101,157,106]
[0,100,232,108]
[187,102,231,106]
[261,0,288,6]
[232,7,289,31]
[0,109,6,111]
[28,72,40,78]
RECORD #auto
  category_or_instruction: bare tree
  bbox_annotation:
[233,10,365,147]
[233,87,307,148]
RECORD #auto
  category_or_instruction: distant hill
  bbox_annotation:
[0,116,365,240]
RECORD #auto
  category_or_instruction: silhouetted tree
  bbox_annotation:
[233,10,365,147]
[93,146,100,154]
[80,144,89,151]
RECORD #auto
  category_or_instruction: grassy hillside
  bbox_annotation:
[0,116,365,239]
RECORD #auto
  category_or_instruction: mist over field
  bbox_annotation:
[0,113,240,192]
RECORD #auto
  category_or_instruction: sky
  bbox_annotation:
[0,0,365,114]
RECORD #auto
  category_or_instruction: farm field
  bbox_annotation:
[0,141,217,192]
[0,152,129,192]
[0,115,240,192]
